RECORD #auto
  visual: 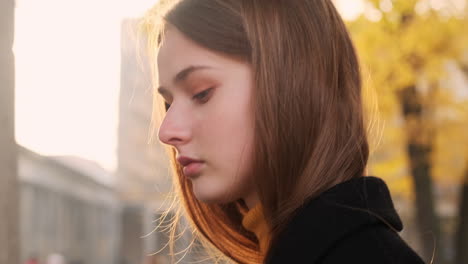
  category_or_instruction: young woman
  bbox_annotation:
[141,0,427,263]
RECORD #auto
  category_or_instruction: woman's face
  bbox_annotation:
[157,27,257,206]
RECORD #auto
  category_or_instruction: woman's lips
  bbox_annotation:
[182,162,204,178]
[177,156,205,178]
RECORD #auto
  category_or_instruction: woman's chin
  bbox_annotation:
[192,184,238,204]
[193,189,227,204]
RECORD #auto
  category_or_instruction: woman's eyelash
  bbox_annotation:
[192,87,214,102]
[164,87,214,111]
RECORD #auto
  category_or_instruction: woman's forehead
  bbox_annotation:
[157,29,246,82]
[159,30,216,67]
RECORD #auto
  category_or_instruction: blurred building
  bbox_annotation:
[0,0,19,262]
[18,145,120,264]
[118,18,172,210]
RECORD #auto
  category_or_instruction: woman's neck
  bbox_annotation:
[243,191,260,210]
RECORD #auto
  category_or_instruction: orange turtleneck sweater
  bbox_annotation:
[241,203,270,254]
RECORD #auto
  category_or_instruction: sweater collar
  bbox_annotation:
[265,176,403,263]
[242,202,270,254]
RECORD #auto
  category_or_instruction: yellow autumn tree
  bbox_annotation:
[348,0,468,263]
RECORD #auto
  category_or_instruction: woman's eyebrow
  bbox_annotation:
[157,65,213,95]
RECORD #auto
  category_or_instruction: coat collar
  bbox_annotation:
[265,176,403,263]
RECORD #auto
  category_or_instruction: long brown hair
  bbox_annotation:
[140,0,369,263]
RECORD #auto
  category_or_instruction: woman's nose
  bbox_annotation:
[158,110,192,147]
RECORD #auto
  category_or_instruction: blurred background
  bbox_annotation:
[1,0,467,263]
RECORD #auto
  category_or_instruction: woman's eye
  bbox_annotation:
[193,87,214,103]
[163,87,213,111]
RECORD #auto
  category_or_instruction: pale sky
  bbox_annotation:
[14,0,158,172]
[13,0,367,173]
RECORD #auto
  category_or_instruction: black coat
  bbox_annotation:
[264,176,426,264]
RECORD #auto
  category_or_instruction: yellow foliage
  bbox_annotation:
[349,0,468,194]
